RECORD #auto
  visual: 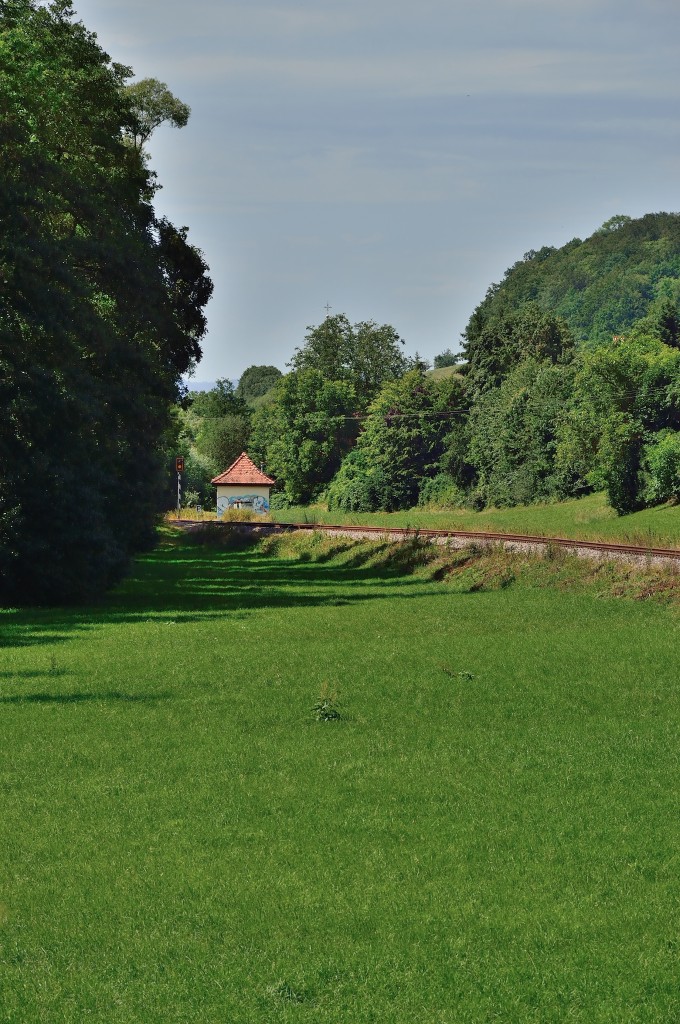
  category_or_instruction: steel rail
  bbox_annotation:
[176,518,680,561]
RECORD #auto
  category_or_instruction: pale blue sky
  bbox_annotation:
[73,0,680,379]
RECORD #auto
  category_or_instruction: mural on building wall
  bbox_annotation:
[217,494,269,517]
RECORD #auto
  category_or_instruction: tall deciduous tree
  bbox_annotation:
[462,303,574,396]
[556,330,680,513]
[189,380,251,477]
[433,348,458,369]
[290,314,408,408]
[124,77,190,152]
[250,370,356,504]
[327,370,466,512]
[191,379,246,419]
[466,360,581,507]
[195,415,251,477]
[0,0,212,601]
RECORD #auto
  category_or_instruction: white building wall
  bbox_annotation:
[215,484,271,515]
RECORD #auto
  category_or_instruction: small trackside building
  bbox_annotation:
[211,452,275,515]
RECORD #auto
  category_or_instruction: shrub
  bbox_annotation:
[327,449,391,512]
[269,491,292,511]
[642,430,680,504]
[417,474,466,509]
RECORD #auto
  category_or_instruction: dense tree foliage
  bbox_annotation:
[440,213,680,514]
[0,0,211,601]
[250,370,356,505]
[463,303,575,396]
[194,415,251,480]
[327,371,466,512]
[466,360,582,507]
[231,284,680,519]
[190,379,245,419]
[556,329,680,513]
[173,380,251,506]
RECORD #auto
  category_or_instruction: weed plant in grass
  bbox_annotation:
[274,490,680,549]
[1,529,679,1022]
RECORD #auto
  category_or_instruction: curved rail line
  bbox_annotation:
[176,518,680,563]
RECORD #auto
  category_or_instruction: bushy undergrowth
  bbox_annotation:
[417,473,467,509]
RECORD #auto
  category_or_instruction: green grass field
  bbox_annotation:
[274,491,680,548]
[1,530,679,1022]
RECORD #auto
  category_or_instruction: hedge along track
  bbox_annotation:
[176,519,680,569]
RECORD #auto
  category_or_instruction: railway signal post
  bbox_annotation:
[176,456,184,518]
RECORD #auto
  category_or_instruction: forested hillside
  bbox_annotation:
[463,213,680,365]
[0,0,212,602]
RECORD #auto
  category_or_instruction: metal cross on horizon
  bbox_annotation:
[324,302,332,316]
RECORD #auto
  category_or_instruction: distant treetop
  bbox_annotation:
[290,313,408,408]
[236,365,283,405]
[123,78,190,152]
[433,348,459,369]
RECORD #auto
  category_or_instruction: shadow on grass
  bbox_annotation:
[0,691,171,706]
[0,669,72,679]
[0,532,451,651]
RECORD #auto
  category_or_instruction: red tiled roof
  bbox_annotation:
[211,452,275,486]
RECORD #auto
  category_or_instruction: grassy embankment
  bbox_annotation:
[1,528,679,1022]
[274,490,680,548]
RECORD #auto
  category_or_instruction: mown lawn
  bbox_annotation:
[274,491,680,548]
[1,530,679,1023]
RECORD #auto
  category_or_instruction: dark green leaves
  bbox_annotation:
[0,1,211,601]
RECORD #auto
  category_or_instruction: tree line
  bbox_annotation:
[0,0,212,602]
[185,214,680,519]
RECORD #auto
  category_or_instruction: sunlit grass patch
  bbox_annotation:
[275,491,680,548]
[1,530,679,1022]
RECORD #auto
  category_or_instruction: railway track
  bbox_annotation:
[175,518,680,566]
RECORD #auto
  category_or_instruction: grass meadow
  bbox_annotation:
[273,491,680,549]
[1,528,679,1022]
